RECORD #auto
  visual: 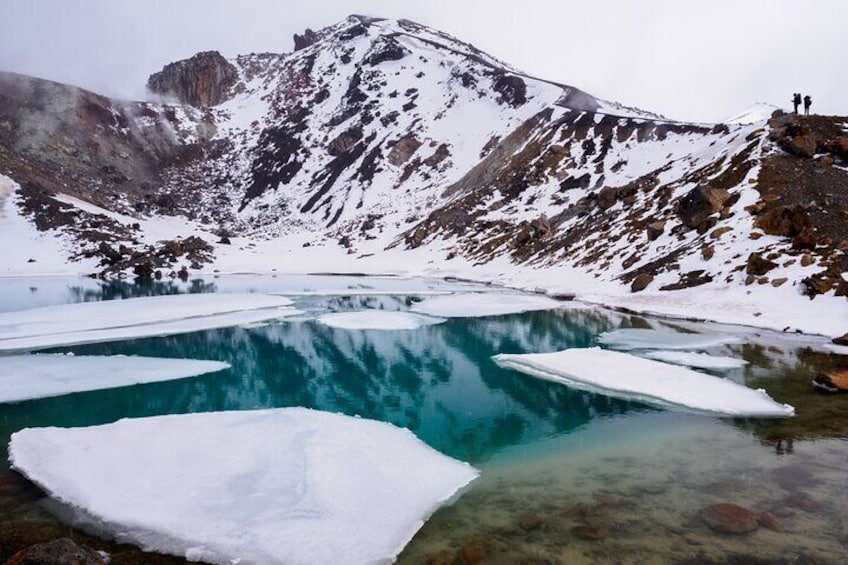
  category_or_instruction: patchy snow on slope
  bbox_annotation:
[317,310,445,330]
[10,408,479,565]
[641,350,748,370]
[597,328,744,350]
[411,292,562,318]
[493,347,793,417]
[0,175,99,276]
[0,293,300,352]
[0,354,229,403]
[722,102,781,124]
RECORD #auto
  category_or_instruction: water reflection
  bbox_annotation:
[0,302,642,467]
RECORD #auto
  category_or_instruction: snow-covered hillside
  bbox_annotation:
[1,14,847,337]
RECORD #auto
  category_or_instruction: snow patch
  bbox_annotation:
[0,293,301,352]
[411,292,561,318]
[597,328,744,351]
[10,408,479,565]
[641,350,748,370]
[492,347,793,417]
[0,354,229,403]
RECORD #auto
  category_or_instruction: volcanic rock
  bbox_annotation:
[746,252,778,276]
[778,133,817,158]
[293,28,320,51]
[753,205,811,237]
[147,51,238,107]
[677,185,730,230]
[630,273,653,293]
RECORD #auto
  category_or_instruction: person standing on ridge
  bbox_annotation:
[804,95,812,115]
[792,93,801,114]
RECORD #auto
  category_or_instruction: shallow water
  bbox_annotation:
[1,275,847,563]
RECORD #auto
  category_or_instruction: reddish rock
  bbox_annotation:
[787,495,821,513]
[571,524,607,541]
[778,133,817,158]
[630,273,653,293]
[700,503,760,534]
[753,205,811,237]
[702,245,715,261]
[460,539,487,564]
[746,252,778,276]
[757,511,782,531]
[646,220,666,241]
[147,51,238,107]
[519,512,547,531]
[677,184,730,230]
[597,186,620,210]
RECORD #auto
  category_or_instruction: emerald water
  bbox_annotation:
[1,276,847,564]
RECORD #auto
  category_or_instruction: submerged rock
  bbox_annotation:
[5,538,106,565]
[700,503,759,534]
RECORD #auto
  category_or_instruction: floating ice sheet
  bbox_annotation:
[10,408,478,565]
[597,328,744,351]
[0,354,230,403]
[492,347,793,418]
[411,292,561,318]
[317,310,446,330]
[641,350,748,370]
[0,293,301,352]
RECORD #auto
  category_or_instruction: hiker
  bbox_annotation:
[792,92,801,114]
[804,95,812,115]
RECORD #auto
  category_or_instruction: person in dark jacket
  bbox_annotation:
[792,92,801,114]
[804,95,812,115]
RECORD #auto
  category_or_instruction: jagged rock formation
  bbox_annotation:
[1,14,846,301]
[147,50,238,107]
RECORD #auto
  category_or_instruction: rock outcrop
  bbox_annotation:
[147,51,238,107]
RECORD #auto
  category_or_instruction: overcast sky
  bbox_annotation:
[1,0,845,122]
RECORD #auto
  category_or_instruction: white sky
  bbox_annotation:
[1,0,845,122]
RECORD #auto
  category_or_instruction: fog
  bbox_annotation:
[1,0,846,122]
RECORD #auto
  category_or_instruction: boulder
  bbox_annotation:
[753,205,811,237]
[832,332,848,346]
[778,133,817,158]
[597,186,619,210]
[492,74,527,107]
[5,538,106,565]
[630,273,653,292]
[365,37,409,66]
[677,185,730,230]
[812,370,848,393]
[646,220,666,241]
[700,503,759,534]
[746,252,778,276]
[387,135,422,166]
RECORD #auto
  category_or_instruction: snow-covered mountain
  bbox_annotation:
[1,14,847,335]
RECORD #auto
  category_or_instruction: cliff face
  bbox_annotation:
[147,51,238,107]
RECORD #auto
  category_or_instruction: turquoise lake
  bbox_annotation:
[0,275,846,564]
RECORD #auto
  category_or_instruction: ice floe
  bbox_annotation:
[0,354,230,403]
[0,293,301,352]
[10,408,479,565]
[641,350,748,370]
[411,292,561,318]
[317,310,446,330]
[492,347,793,417]
[597,328,744,351]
